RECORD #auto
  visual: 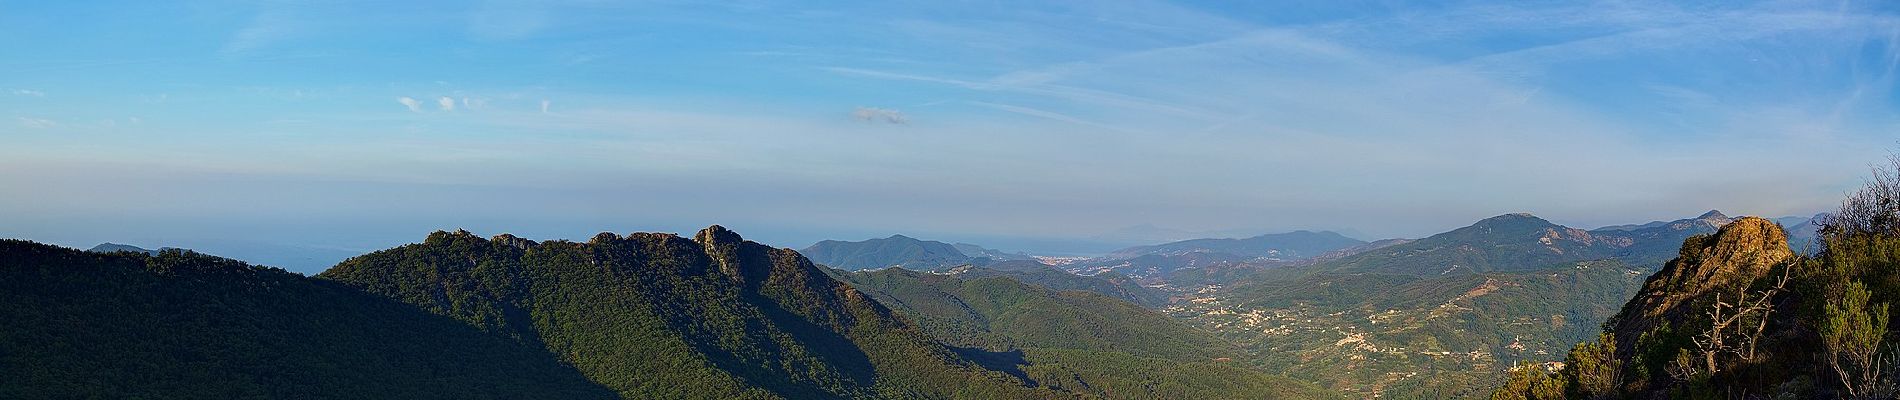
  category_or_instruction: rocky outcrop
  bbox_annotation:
[490,234,537,250]
[1609,216,1794,358]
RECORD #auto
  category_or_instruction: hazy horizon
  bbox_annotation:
[5,0,1895,272]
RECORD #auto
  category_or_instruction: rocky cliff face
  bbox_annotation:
[1609,217,1795,356]
[1491,216,1852,399]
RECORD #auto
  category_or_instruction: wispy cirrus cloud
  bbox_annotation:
[965,101,1130,134]
[11,89,44,97]
[17,117,58,129]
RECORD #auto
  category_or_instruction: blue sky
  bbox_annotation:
[4,0,1899,272]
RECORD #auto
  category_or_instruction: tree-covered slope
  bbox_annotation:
[947,262,1168,307]
[0,240,613,399]
[319,227,1058,399]
[840,267,1338,400]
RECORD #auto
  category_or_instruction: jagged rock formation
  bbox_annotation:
[1609,217,1794,355]
[1493,214,1900,399]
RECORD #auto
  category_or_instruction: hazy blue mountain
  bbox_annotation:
[1105,230,1366,261]
[1774,212,1826,251]
[1158,238,1414,287]
[952,243,1037,262]
[800,234,977,271]
[85,242,168,255]
[1069,230,1366,279]
[85,240,360,275]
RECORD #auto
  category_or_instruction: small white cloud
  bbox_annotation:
[438,96,456,111]
[540,99,551,114]
[851,106,909,124]
[17,117,58,129]
[396,96,422,112]
[461,97,488,110]
[11,89,44,97]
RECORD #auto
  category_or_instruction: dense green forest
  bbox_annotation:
[933,261,1168,307]
[319,226,1060,399]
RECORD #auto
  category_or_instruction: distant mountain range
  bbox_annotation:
[82,240,362,274]
[1066,230,1367,278]
[951,243,1037,262]
[1310,211,1732,277]
[85,242,174,255]
[1162,210,1761,397]
[799,235,1038,271]
[1103,230,1366,261]
[800,234,982,271]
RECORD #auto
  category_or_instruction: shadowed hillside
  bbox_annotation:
[0,241,614,399]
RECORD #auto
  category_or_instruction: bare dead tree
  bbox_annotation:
[1689,268,1791,375]
[1820,154,1900,238]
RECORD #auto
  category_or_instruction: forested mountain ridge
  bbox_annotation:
[1294,211,1732,278]
[320,226,1062,399]
[940,263,1168,307]
[0,240,615,399]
